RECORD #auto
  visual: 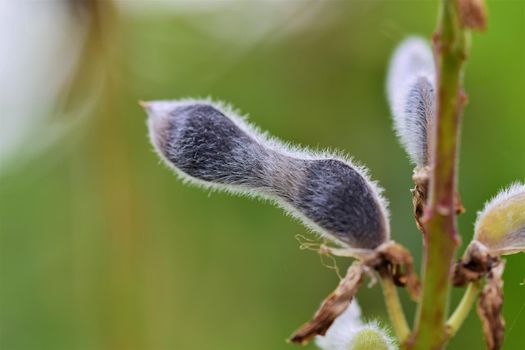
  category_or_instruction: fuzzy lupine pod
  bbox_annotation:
[386,37,436,167]
[144,99,390,250]
[474,183,525,255]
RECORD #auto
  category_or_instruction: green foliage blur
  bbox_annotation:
[1,1,524,349]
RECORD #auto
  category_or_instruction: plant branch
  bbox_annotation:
[446,282,481,336]
[380,272,410,342]
[409,0,468,348]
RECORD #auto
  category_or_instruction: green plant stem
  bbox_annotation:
[409,0,468,349]
[446,282,481,336]
[380,274,410,343]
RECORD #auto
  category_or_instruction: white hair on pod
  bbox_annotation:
[386,37,436,167]
[144,98,390,250]
[316,299,396,350]
[474,182,525,255]
[315,299,364,350]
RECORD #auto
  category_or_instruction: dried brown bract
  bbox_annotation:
[412,167,465,233]
[477,260,505,350]
[289,262,365,345]
[456,0,488,31]
[412,167,430,232]
[365,242,421,301]
[452,241,500,287]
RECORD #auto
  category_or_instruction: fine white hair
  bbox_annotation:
[386,37,436,167]
[315,299,396,350]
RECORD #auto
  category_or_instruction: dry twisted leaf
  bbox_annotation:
[289,262,365,345]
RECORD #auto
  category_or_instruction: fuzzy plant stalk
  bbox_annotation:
[409,0,468,348]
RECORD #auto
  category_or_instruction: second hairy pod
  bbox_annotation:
[144,99,390,250]
[386,37,436,167]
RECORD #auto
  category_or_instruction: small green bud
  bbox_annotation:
[315,303,397,350]
[474,183,525,255]
[349,325,394,350]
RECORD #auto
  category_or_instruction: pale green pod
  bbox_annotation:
[474,183,525,255]
[349,325,395,350]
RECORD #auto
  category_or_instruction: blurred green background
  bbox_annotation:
[1,1,524,349]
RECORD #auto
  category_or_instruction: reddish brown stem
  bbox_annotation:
[408,0,468,348]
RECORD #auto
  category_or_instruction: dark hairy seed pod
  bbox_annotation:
[144,99,390,250]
